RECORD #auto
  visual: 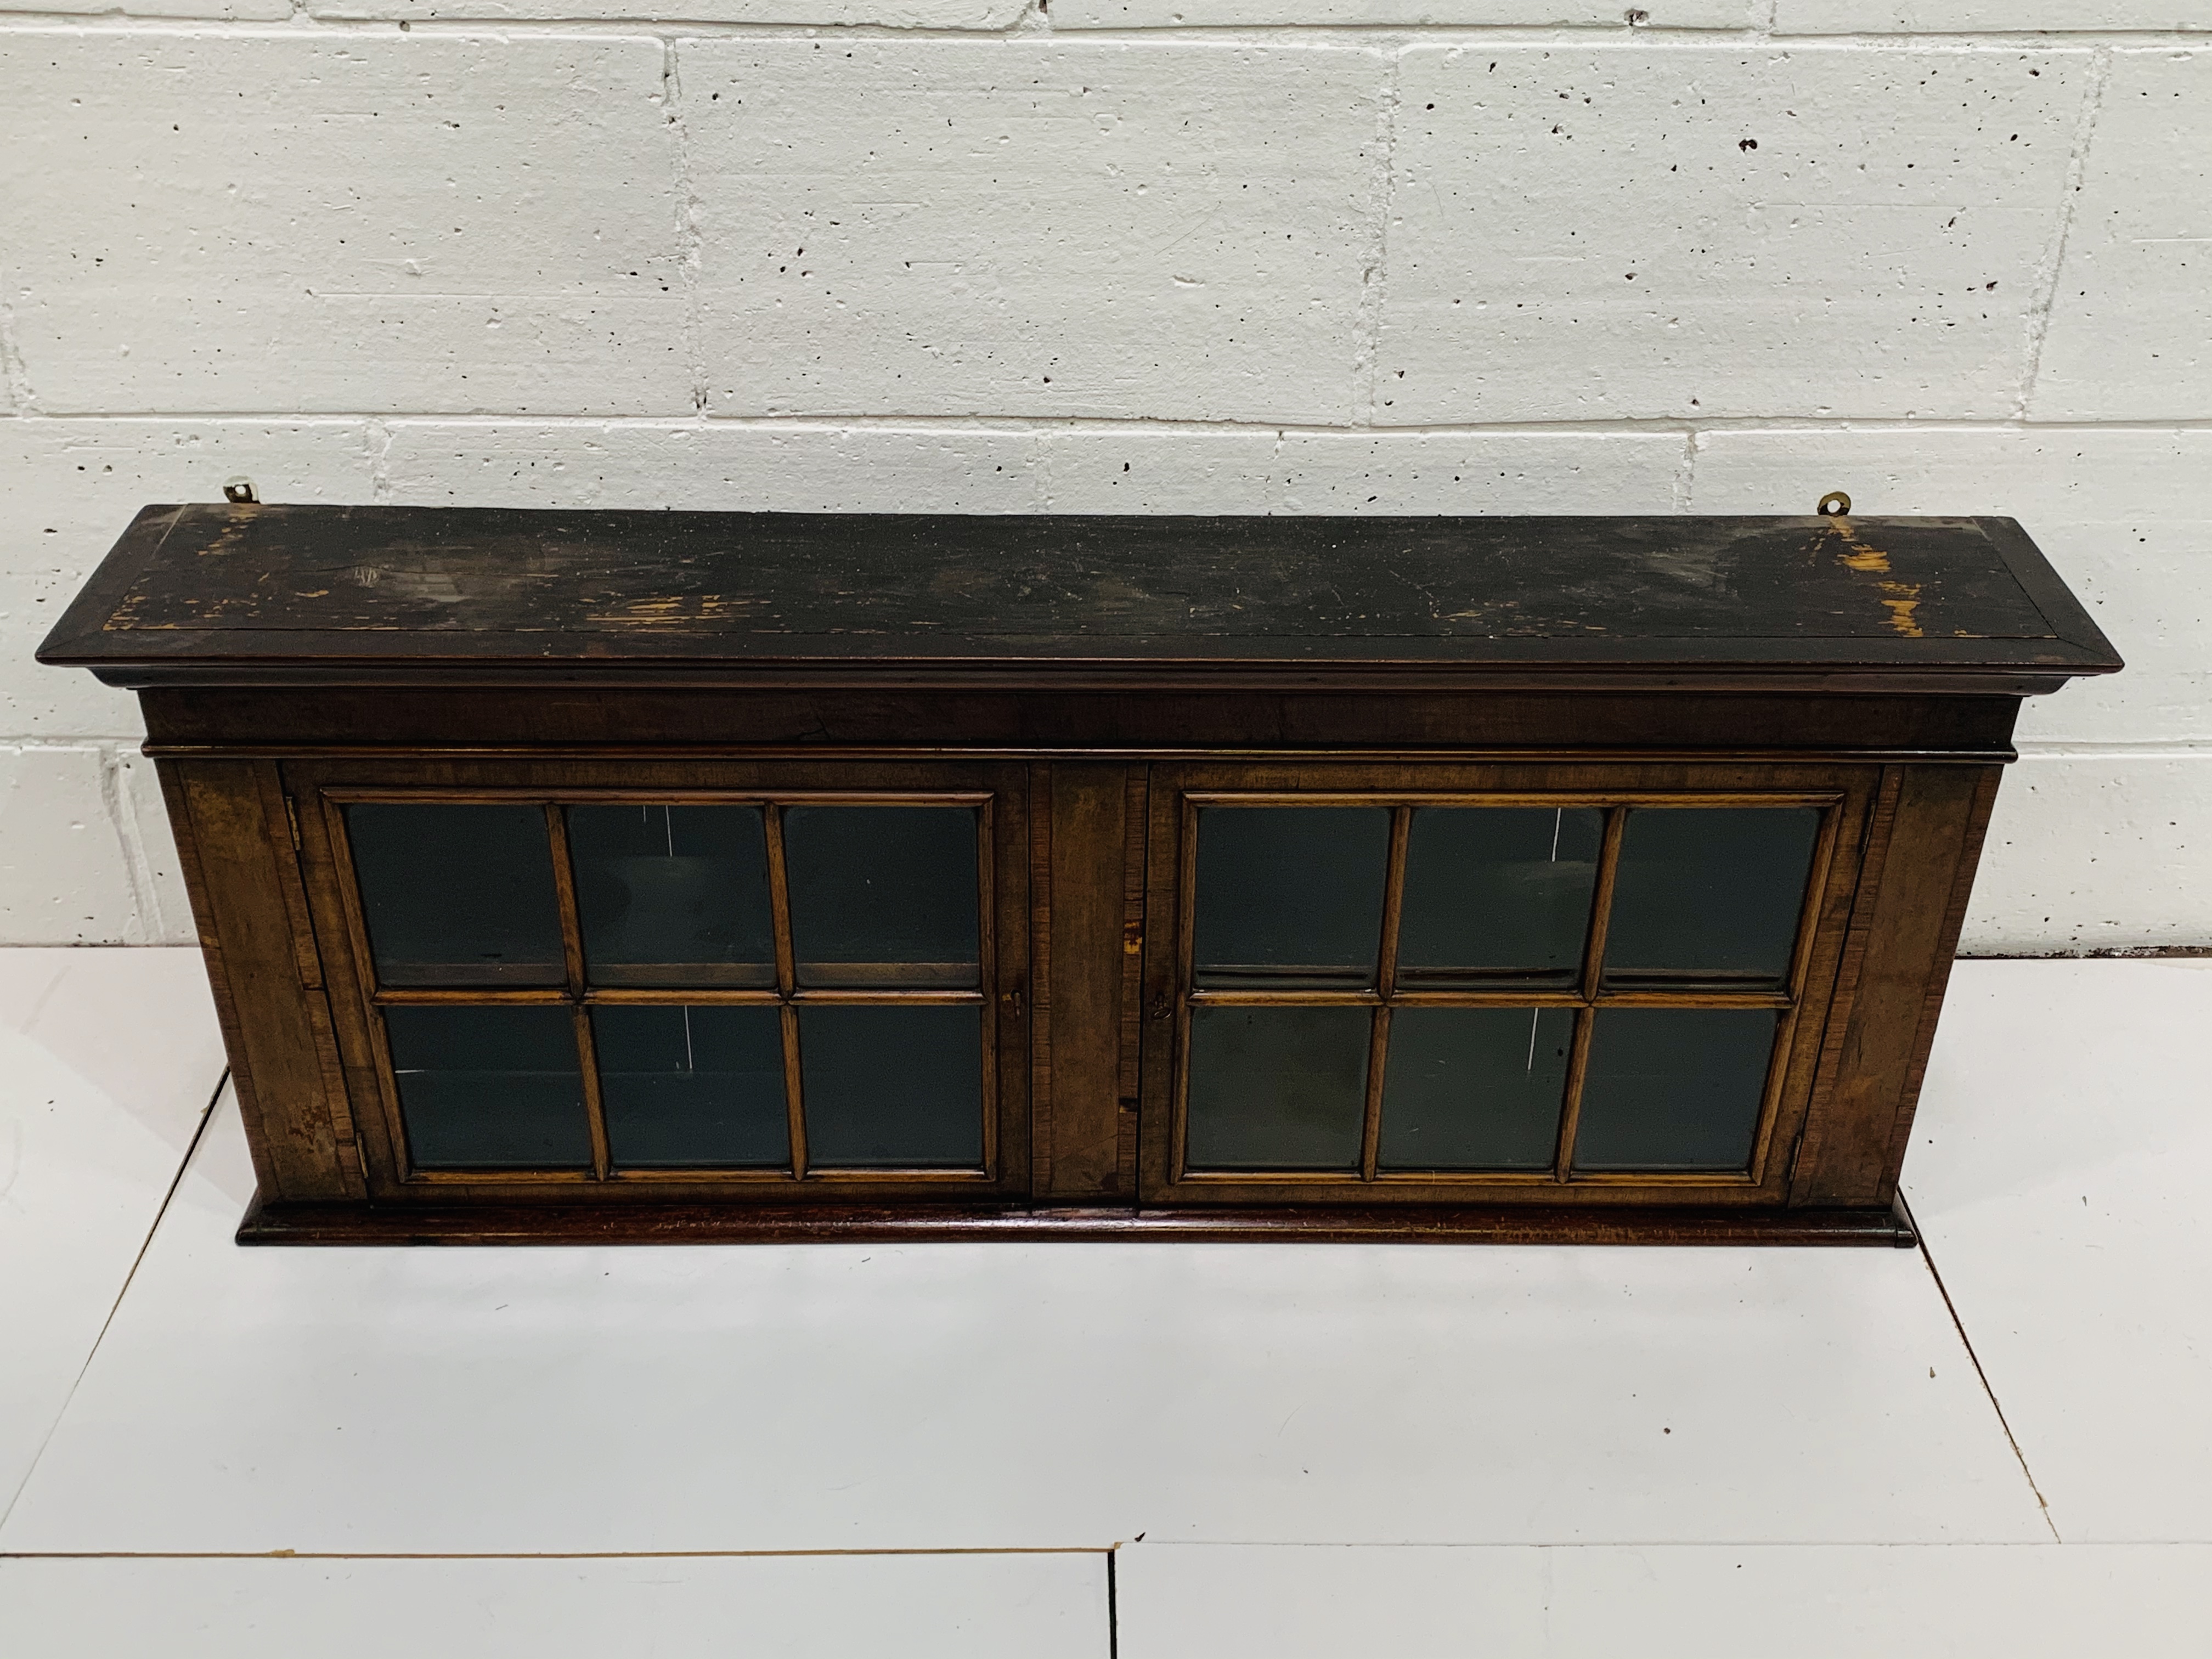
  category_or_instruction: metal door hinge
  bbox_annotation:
[1000,988,1025,1020]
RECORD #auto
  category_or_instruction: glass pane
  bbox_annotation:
[1571,1009,1780,1173]
[1396,808,1603,990]
[1603,808,1819,990]
[785,807,980,990]
[385,1005,590,1170]
[1184,1006,1369,1172]
[569,805,776,989]
[348,804,565,988]
[592,1005,787,1169]
[799,1005,983,1168]
[1379,1008,1572,1171]
[1192,808,1389,990]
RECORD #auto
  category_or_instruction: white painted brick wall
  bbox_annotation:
[0,15,2203,953]
[1380,45,2090,422]
[381,421,1046,510]
[0,33,686,414]
[1051,3,1757,30]
[2030,49,2212,420]
[323,0,1028,24]
[1774,5,2211,31]
[1,420,381,735]
[685,41,1389,422]
[0,746,153,943]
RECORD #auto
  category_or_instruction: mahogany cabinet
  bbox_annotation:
[40,504,2119,1246]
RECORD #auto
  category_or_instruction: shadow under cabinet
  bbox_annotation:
[40,504,2119,1245]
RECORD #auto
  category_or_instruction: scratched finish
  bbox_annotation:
[42,505,2118,675]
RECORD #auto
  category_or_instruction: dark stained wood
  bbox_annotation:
[285,755,1035,1205]
[1041,763,1133,1200]
[238,1193,1918,1248]
[283,766,405,1198]
[1881,769,2007,1189]
[1133,757,1876,1211]
[1116,765,1148,1199]
[165,760,359,1202]
[1027,764,1054,1198]
[1791,766,2005,1207]
[44,506,2119,690]
[984,787,1030,1188]
[137,686,2029,757]
[40,505,2119,1247]
[1137,774,1184,1201]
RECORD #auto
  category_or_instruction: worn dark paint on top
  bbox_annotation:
[41,505,2120,684]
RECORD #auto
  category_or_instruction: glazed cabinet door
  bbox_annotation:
[1136,760,1881,1211]
[285,758,1031,1206]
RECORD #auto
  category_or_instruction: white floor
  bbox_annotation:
[1,951,2206,1654]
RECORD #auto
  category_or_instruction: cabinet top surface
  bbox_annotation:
[41,504,2120,689]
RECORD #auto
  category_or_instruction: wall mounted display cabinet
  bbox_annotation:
[42,505,2118,1246]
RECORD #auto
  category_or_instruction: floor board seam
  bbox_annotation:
[1906,1191,2063,1543]
[1107,1545,1120,1659]
[0,1068,228,1537]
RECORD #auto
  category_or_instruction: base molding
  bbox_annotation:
[238,1193,1917,1248]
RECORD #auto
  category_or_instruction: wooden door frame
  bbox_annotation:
[1135,758,1884,1210]
[283,754,1033,1207]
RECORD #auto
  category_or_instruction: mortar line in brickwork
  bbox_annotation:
[15,411,2212,436]
[15,411,2212,437]
[364,416,395,501]
[0,292,35,416]
[98,744,165,943]
[661,37,710,416]
[2013,739,2212,759]
[1352,46,1401,429]
[2016,46,2112,423]
[1034,424,1058,511]
[0,18,2205,46]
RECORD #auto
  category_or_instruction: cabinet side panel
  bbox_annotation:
[166,759,357,1203]
[1118,765,1148,1197]
[1792,764,2002,1207]
[1042,761,1134,1200]
[155,758,284,1204]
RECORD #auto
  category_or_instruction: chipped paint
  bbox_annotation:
[195,515,257,559]
[1814,517,1923,634]
[583,593,765,628]
[1876,580,1925,637]
[1823,516,1893,574]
